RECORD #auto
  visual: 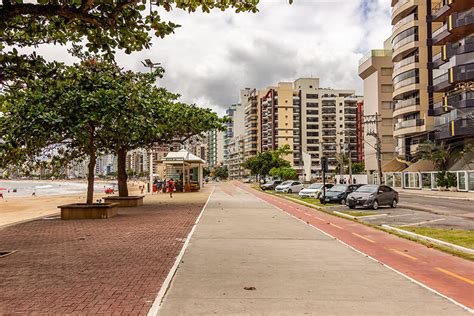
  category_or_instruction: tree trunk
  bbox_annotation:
[117,148,129,197]
[86,148,96,205]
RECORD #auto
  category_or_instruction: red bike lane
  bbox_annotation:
[236,183,474,312]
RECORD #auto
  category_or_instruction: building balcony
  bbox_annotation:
[432,37,474,69]
[393,96,420,117]
[322,125,336,130]
[392,0,418,25]
[432,0,474,22]
[393,118,425,137]
[393,82,419,100]
[393,12,417,33]
[322,116,337,121]
[433,91,474,115]
[393,54,419,77]
[432,9,474,45]
[432,63,474,92]
[435,115,474,140]
[392,35,419,62]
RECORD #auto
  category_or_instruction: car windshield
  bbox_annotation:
[280,181,293,186]
[329,185,347,192]
[308,183,322,189]
[356,185,378,193]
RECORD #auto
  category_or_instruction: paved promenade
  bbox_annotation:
[0,189,210,315]
[157,183,471,315]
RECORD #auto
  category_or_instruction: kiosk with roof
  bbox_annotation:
[158,149,206,192]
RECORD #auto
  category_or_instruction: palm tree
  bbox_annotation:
[415,141,450,171]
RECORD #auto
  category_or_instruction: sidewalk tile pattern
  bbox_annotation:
[0,194,207,315]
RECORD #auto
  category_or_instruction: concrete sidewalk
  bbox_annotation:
[399,188,474,200]
[157,183,468,315]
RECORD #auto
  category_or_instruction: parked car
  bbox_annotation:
[346,184,399,210]
[275,181,305,193]
[299,183,334,198]
[260,180,283,191]
[319,184,362,205]
[242,178,253,183]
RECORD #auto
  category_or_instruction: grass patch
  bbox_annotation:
[341,211,376,217]
[396,227,474,250]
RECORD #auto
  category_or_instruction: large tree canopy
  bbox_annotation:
[0,51,225,202]
[0,0,272,83]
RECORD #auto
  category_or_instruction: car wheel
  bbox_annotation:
[372,200,379,210]
[288,189,292,193]
[348,205,355,209]
[391,199,398,208]
[340,198,346,205]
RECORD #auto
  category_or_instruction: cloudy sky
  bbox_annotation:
[31,0,392,116]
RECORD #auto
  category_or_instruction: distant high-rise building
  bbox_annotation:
[207,129,224,167]
[257,78,361,176]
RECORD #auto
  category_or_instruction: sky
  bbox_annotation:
[27,0,392,116]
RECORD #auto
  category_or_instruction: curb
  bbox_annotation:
[381,225,474,255]
[399,192,474,201]
[333,210,358,219]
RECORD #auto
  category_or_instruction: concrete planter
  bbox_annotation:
[58,203,119,220]
[102,196,145,207]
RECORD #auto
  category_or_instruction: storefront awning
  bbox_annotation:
[402,159,436,172]
[382,158,409,172]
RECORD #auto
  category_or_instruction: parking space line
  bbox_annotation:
[390,249,417,261]
[387,214,413,218]
[400,218,446,227]
[435,267,474,285]
[352,232,376,243]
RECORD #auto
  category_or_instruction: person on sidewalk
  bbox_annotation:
[167,178,175,198]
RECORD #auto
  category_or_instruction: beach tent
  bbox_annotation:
[158,149,206,192]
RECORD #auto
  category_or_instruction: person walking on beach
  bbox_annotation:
[167,178,175,198]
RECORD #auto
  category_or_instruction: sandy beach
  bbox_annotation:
[0,180,147,228]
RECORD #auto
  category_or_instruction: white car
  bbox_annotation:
[299,183,334,198]
[275,181,305,193]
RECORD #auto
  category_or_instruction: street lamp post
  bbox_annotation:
[141,59,161,193]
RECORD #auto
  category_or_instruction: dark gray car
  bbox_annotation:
[346,185,398,210]
[260,180,282,191]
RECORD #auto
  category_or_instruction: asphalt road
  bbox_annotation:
[399,193,473,217]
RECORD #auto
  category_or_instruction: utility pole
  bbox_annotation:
[141,59,161,193]
[364,113,383,184]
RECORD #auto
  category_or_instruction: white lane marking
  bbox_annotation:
[148,186,215,316]
[400,218,446,227]
[387,214,414,218]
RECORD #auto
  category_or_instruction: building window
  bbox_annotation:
[306,110,318,115]
[339,110,343,113]
[307,102,318,108]
[381,84,393,93]
[306,94,318,99]
[381,68,392,76]
[382,101,392,109]
[307,124,318,129]
[307,132,319,137]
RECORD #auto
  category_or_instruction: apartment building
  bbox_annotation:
[223,89,250,179]
[243,88,261,160]
[226,135,246,179]
[207,129,224,167]
[430,0,473,152]
[359,40,397,172]
[258,78,361,176]
[391,0,438,160]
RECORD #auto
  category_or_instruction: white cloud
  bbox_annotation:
[18,0,392,116]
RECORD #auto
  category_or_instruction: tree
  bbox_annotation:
[269,167,297,181]
[214,166,228,179]
[0,51,226,202]
[241,145,291,182]
[351,162,365,174]
[415,141,451,171]
[1,0,266,84]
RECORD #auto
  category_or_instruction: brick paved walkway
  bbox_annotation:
[0,189,210,315]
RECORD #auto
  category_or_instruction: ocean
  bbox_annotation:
[0,181,108,197]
